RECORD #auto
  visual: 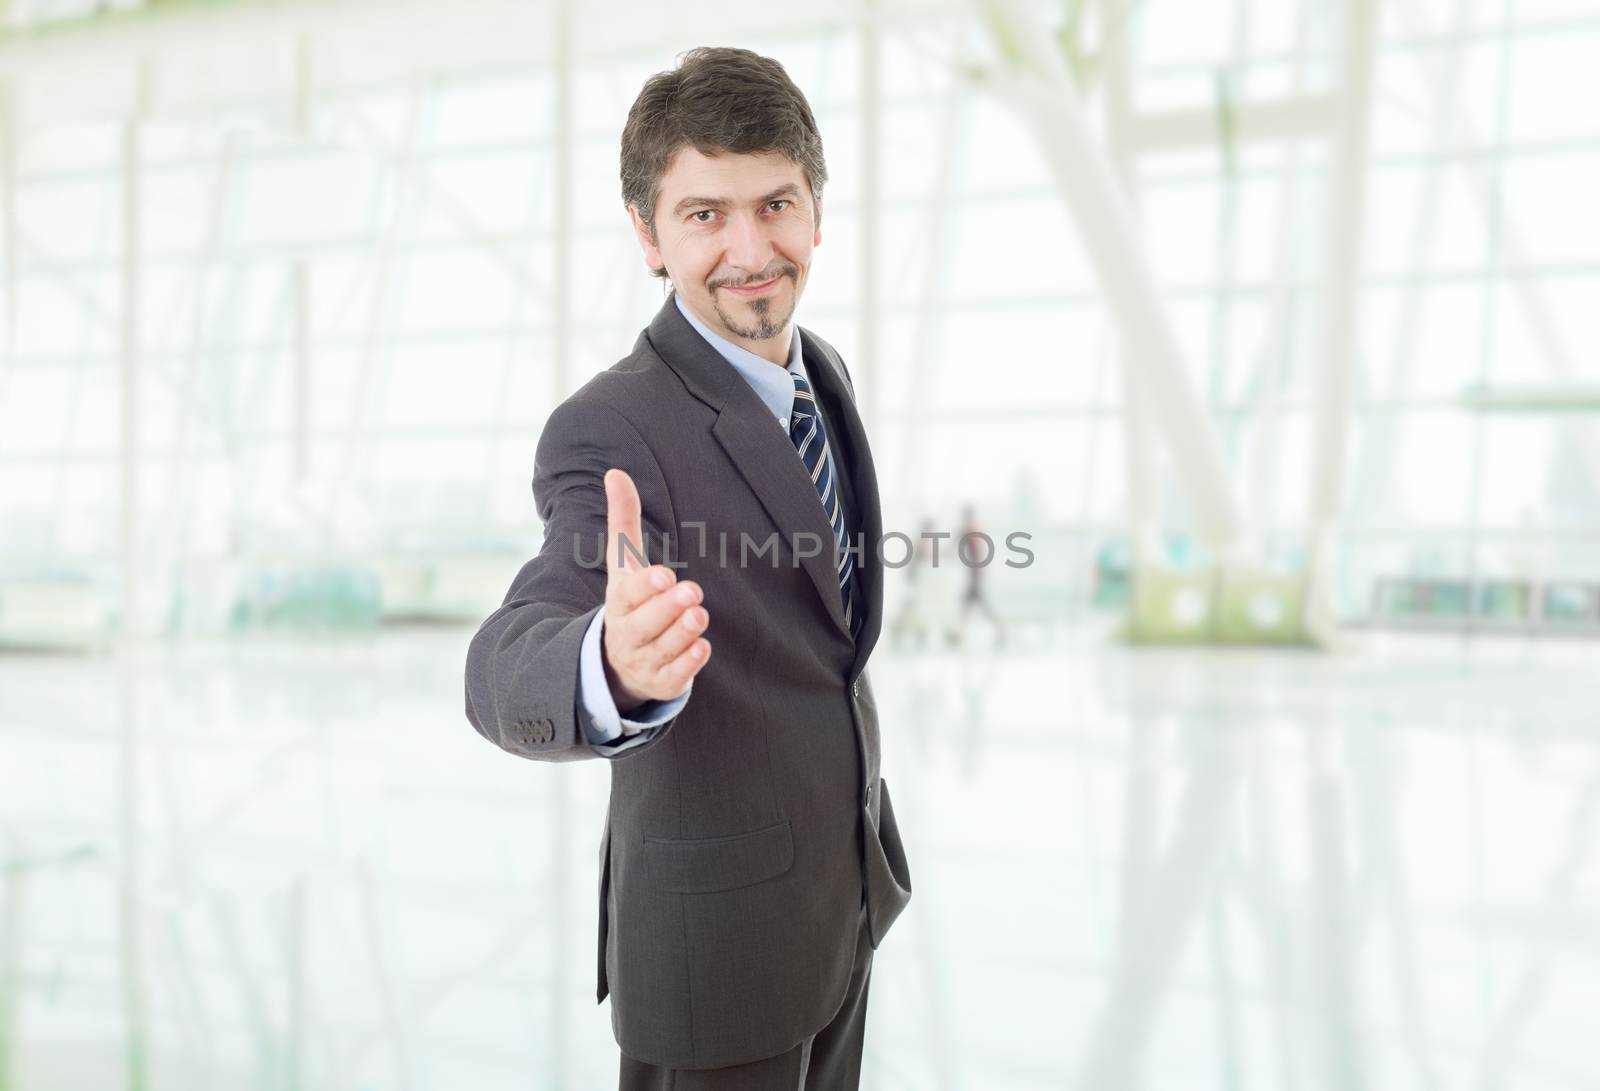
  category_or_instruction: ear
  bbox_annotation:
[812,193,823,247]
[628,204,667,275]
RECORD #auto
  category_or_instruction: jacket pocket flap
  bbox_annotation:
[643,820,794,894]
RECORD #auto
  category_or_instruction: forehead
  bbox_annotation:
[656,146,807,200]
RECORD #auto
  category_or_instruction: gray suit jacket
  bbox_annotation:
[463,292,913,1069]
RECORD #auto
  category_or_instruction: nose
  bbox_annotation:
[724,212,775,276]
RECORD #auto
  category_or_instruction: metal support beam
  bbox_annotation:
[292,33,313,486]
[1098,0,1162,568]
[292,260,311,483]
[1304,0,1377,641]
[117,59,153,1089]
[0,75,14,384]
[119,64,147,639]
[858,0,881,433]
[979,0,1245,548]
[552,0,574,402]
[1245,1,1318,542]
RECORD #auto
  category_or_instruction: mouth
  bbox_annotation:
[720,274,784,297]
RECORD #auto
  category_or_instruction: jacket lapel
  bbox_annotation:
[799,330,884,676]
[645,294,854,643]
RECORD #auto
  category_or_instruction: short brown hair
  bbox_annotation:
[620,47,828,277]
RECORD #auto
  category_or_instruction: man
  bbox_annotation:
[462,47,912,1089]
[955,503,1007,648]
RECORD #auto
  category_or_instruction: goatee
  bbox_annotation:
[714,281,795,341]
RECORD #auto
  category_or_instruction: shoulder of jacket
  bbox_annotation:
[558,336,672,418]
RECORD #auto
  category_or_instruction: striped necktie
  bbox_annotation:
[788,369,859,639]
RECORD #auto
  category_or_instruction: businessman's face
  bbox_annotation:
[630,147,820,362]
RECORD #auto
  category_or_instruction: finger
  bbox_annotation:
[609,563,680,615]
[604,468,648,576]
[635,599,708,668]
[649,637,711,697]
[616,579,702,642]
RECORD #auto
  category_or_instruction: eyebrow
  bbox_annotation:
[672,183,802,219]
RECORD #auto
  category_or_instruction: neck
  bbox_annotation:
[744,329,792,368]
[718,320,792,368]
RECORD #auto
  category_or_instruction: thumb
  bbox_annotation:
[604,468,646,576]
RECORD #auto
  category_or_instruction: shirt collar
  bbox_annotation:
[674,290,805,429]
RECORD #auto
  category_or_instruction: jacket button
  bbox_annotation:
[863,781,873,807]
[851,680,861,698]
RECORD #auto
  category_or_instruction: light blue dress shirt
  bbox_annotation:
[576,291,819,752]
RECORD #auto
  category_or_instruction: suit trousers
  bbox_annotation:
[617,893,874,1090]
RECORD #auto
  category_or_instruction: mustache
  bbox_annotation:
[708,263,797,290]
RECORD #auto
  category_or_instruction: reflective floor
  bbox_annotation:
[1,626,1596,1089]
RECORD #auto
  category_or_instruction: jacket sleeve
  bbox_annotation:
[464,394,684,762]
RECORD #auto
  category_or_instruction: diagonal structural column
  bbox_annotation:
[977,0,1245,550]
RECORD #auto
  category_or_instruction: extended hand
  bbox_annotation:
[601,468,711,712]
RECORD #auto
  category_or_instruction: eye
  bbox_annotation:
[691,209,718,224]
[767,200,790,213]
